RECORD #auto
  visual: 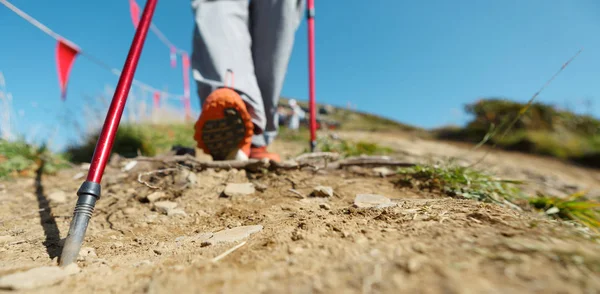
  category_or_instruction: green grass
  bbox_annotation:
[396,164,524,203]
[396,163,600,233]
[317,137,393,157]
[0,139,70,179]
[530,191,600,234]
[434,98,600,168]
[66,123,195,163]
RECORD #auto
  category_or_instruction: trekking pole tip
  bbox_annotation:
[58,181,100,267]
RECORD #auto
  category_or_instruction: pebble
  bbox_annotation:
[373,167,395,177]
[354,194,396,209]
[253,182,268,192]
[208,225,263,244]
[77,247,97,262]
[0,265,79,290]
[123,207,137,216]
[0,235,15,244]
[122,161,138,172]
[111,242,124,249]
[72,172,85,180]
[134,260,153,267]
[190,233,213,243]
[223,183,255,197]
[47,191,67,204]
[154,201,178,215]
[319,203,331,210]
[186,171,198,185]
[146,191,167,203]
[311,186,333,197]
[167,209,187,217]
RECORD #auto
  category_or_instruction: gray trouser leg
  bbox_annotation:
[191,0,304,147]
[191,0,265,130]
[250,0,305,147]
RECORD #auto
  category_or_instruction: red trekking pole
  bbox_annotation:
[307,0,317,152]
[59,0,158,266]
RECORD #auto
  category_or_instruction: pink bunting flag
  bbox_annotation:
[129,0,140,29]
[153,91,160,109]
[55,39,79,100]
[182,53,191,120]
[170,46,177,68]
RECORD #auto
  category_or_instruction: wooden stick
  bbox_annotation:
[211,240,247,263]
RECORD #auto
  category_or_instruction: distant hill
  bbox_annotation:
[433,98,600,168]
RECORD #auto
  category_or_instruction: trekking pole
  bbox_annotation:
[307,0,317,152]
[59,0,158,267]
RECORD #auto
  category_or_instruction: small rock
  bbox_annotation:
[47,191,67,204]
[186,171,198,185]
[77,247,97,262]
[154,201,178,215]
[146,191,167,203]
[167,209,187,217]
[0,235,14,244]
[253,182,268,192]
[80,163,91,170]
[134,260,152,267]
[111,242,124,249]
[373,167,394,177]
[210,225,263,244]
[72,172,85,180]
[190,233,213,243]
[319,203,331,210]
[354,194,396,209]
[62,263,81,275]
[0,266,75,290]
[153,249,163,255]
[122,160,138,172]
[200,241,212,247]
[123,207,137,216]
[223,183,255,197]
[311,186,333,197]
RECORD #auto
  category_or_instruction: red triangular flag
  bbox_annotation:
[153,91,160,109]
[55,39,79,100]
[129,0,140,29]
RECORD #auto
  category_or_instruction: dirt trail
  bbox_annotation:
[1,133,599,293]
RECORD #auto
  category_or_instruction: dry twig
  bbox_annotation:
[211,241,247,263]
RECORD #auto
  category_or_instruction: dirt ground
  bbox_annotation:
[1,132,600,293]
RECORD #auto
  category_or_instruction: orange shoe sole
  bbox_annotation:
[193,88,253,160]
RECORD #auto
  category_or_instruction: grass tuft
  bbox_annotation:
[529,191,600,233]
[0,139,70,179]
[396,164,523,203]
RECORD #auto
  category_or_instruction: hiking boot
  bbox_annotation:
[249,146,281,162]
[194,88,254,161]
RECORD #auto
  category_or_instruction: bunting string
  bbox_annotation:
[0,0,184,102]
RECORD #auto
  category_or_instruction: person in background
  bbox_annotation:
[287,99,305,131]
[191,0,306,162]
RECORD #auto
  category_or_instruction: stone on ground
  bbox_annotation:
[311,186,333,197]
[354,194,396,209]
[154,201,178,215]
[207,225,263,245]
[48,191,67,204]
[167,209,187,217]
[146,191,166,203]
[0,265,78,290]
[223,183,255,197]
[373,167,395,177]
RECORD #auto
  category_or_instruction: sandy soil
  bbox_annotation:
[0,133,599,293]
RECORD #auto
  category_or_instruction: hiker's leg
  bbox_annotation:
[191,0,266,131]
[249,0,305,147]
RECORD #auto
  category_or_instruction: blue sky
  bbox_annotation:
[1,0,599,151]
